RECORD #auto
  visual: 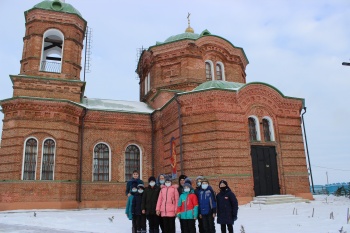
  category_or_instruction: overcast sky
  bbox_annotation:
[0,0,349,185]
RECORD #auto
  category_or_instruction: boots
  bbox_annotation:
[132,227,136,233]
[149,229,155,233]
[153,229,159,233]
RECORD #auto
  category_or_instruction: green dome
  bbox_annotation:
[31,0,83,17]
[194,80,245,91]
[164,32,200,43]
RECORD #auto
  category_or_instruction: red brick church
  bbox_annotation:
[0,0,312,210]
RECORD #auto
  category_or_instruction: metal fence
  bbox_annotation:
[40,61,61,73]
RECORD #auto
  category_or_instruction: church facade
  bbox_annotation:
[0,0,312,210]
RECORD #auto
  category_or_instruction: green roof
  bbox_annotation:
[30,0,83,17]
[156,29,212,45]
[194,80,245,91]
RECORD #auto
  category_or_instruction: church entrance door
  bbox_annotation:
[251,146,280,196]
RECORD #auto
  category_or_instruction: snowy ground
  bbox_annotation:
[0,195,349,233]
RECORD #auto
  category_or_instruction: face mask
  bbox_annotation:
[197,182,201,187]
[138,189,144,193]
[220,186,226,191]
[150,181,155,187]
[159,180,165,184]
[132,188,137,193]
[165,182,171,187]
[184,188,190,192]
[201,184,208,190]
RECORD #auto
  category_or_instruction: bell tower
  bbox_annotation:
[13,0,87,102]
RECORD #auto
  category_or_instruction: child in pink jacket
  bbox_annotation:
[156,175,179,233]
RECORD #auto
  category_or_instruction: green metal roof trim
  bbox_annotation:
[26,0,84,19]
[194,80,245,91]
[0,97,154,115]
[151,30,248,64]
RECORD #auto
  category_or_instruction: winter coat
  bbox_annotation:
[132,192,143,216]
[216,187,238,225]
[177,190,198,219]
[125,194,134,220]
[156,184,179,217]
[141,185,160,215]
[198,186,217,215]
[125,178,144,195]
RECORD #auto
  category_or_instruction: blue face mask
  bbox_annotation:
[201,184,208,190]
[184,188,190,193]
[159,180,165,184]
[131,188,137,193]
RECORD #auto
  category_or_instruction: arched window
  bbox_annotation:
[248,116,261,141]
[205,60,214,81]
[144,72,151,94]
[125,145,141,181]
[22,138,38,180]
[262,117,275,141]
[93,143,110,181]
[41,139,56,180]
[216,62,225,81]
[40,29,64,73]
[216,64,222,80]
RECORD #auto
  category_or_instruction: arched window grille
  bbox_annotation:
[125,145,141,180]
[93,143,110,181]
[263,119,271,141]
[41,139,55,180]
[248,117,258,141]
[23,138,38,180]
[216,63,223,80]
[205,62,212,81]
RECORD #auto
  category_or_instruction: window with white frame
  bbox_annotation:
[205,60,214,81]
[125,145,141,181]
[262,117,275,141]
[248,116,261,141]
[22,138,38,180]
[144,72,151,95]
[216,62,225,81]
[93,143,110,181]
[40,29,64,73]
[41,139,56,180]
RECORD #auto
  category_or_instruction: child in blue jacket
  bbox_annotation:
[125,182,138,233]
[198,178,217,233]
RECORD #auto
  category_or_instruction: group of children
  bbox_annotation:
[125,170,238,233]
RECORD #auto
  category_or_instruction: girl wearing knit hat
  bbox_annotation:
[177,181,198,233]
[216,180,238,233]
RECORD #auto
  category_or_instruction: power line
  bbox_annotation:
[314,165,350,172]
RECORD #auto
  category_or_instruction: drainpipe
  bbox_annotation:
[301,107,315,193]
[78,108,87,202]
[150,112,155,177]
[174,94,184,175]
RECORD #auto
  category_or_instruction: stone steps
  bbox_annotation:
[251,194,308,205]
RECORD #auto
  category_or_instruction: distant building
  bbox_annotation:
[0,0,312,210]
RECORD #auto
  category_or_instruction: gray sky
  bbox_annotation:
[0,0,350,185]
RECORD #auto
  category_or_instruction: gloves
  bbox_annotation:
[233,216,237,221]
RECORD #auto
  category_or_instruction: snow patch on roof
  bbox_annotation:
[81,98,154,114]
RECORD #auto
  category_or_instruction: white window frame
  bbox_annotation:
[248,115,261,141]
[262,116,275,141]
[205,60,214,81]
[124,144,142,181]
[40,137,56,180]
[22,137,39,180]
[216,61,226,81]
[40,29,64,73]
[92,142,112,182]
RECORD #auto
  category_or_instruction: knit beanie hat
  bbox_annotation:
[184,177,192,186]
[148,176,156,183]
[131,181,138,189]
[178,174,187,183]
[165,175,172,182]
[196,175,204,182]
[201,178,209,184]
[137,184,145,190]
[219,180,228,187]
[183,182,192,189]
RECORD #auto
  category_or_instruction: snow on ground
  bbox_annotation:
[0,195,349,233]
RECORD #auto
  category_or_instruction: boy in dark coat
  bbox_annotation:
[194,175,204,233]
[126,170,144,196]
[216,180,238,233]
[177,174,187,233]
[141,176,161,233]
[132,184,146,233]
[198,178,216,233]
